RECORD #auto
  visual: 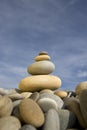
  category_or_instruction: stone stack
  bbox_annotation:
[0,52,87,130]
[19,51,62,92]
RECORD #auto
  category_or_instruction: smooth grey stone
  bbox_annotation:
[20,124,37,130]
[57,109,76,130]
[37,97,58,112]
[39,93,64,109]
[43,109,60,130]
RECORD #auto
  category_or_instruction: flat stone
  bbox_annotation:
[79,89,87,127]
[20,124,37,130]
[38,93,64,109]
[19,98,44,127]
[19,75,61,92]
[75,81,87,95]
[27,61,55,75]
[43,109,60,130]
[0,96,13,117]
[0,116,21,130]
[34,55,51,61]
[37,97,58,112]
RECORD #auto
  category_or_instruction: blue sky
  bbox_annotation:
[0,0,87,91]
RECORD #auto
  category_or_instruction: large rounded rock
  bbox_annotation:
[0,96,13,117]
[0,116,21,130]
[27,61,55,75]
[79,89,87,127]
[43,109,60,130]
[75,81,87,95]
[19,75,61,92]
[19,98,44,127]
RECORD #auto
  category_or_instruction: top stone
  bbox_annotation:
[34,51,51,61]
[39,51,48,55]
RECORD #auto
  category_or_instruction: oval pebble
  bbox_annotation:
[43,109,60,130]
[19,98,44,127]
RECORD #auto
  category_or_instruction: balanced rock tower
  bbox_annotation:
[19,51,62,92]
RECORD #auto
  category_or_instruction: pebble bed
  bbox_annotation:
[0,51,87,130]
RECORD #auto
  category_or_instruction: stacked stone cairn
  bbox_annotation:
[0,51,87,130]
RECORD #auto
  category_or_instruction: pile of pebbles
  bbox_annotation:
[0,51,87,130]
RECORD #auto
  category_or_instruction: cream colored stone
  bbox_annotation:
[27,60,55,75]
[75,81,87,95]
[40,89,54,94]
[0,96,13,117]
[19,75,62,92]
[34,55,51,61]
[54,90,67,98]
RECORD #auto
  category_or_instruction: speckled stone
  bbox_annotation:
[27,60,55,75]
[0,116,21,130]
[19,98,44,127]
[37,97,58,112]
[75,81,87,95]
[19,75,62,92]
[43,109,60,130]
[79,89,87,127]
[0,96,13,117]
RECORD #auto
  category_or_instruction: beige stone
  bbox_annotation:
[0,116,21,130]
[54,90,67,98]
[27,60,55,75]
[34,55,51,61]
[0,96,13,117]
[75,81,87,95]
[19,98,44,127]
[19,75,62,92]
